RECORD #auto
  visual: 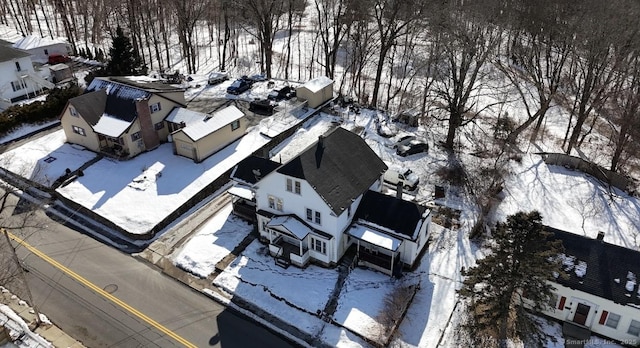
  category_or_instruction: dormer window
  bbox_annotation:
[15,62,21,72]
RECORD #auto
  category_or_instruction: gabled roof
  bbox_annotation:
[354,190,428,239]
[550,227,640,306]
[12,35,67,50]
[301,76,333,93]
[0,45,30,62]
[277,127,387,215]
[68,89,137,137]
[168,105,244,141]
[231,155,281,185]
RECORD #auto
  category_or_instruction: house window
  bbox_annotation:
[347,205,351,217]
[306,208,312,221]
[315,211,321,224]
[231,120,240,131]
[11,80,26,92]
[69,107,78,117]
[44,49,48,55]
[294,181,301,194]
[149,102,161,113]
[628,320,640,336]
[131,132,141,141]
[605,313,620,329]
[261,220,268,232]
[72,125,86,136]
[15,62,21,72]
[154,122,164,130]
[311,237,326,254]
[286,178,293,192]
[268,196,283,211]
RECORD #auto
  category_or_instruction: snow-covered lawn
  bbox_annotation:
[172,204,253,278]
[0,130,97,187]
[214,239,338,334]
[55,130,270,235]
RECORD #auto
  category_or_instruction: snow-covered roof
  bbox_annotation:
[173,105,244,141]
[228,184,254,200]
[88,78,152,101]
[302,76,333,93]
[348,223,401,251]
[93,114,133,137]
[12,35,67,50]
[267,215,310,240]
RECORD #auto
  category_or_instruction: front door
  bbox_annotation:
[573,303,590,325]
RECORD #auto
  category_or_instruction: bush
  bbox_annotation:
[0,84,82,136]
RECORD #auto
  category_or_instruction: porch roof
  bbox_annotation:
[227,184,253,200]
[267,215,310,240]
[348,223,401,252]
[93,114,132,137]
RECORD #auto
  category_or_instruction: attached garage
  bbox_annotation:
[168,105,247,162]
[296,76,333,109]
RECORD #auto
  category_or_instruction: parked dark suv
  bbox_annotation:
[226,79,251,95]
[249,98,277,115]
[267,86,295,101]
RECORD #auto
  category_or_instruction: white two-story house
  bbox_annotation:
[252,127,431,275]
[539,228,640,345]
[0,44,53,109]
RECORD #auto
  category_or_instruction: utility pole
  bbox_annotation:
[2,229,41,329]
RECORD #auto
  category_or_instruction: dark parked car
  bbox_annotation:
[396,140,429,157]
[227,79,251,95]
[267,86,295,101]
[207,71,229,85]
[391,135,416,149]
[249,98,277,115]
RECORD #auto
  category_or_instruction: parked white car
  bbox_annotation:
[383,167,420,190]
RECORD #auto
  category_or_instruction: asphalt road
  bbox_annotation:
[4,194,296,348]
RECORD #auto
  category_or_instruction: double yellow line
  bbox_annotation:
[7,231,197,348]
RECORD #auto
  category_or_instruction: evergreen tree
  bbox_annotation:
[105,26,147,76]
[458,211,564,347]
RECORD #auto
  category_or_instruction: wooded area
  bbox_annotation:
[0,0,638,174]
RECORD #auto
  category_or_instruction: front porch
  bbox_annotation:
[348,223,404,277]
[268,234,310,268]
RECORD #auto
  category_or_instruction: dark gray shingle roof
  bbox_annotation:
[277,127,387,215]
[355,190,427,239]
[0,45,30,62]
[231,155,281,185]
[550,227,640,306]
[69,89,136,127]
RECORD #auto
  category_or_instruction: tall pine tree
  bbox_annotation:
[105,26,147,76]
[458,211,564,347]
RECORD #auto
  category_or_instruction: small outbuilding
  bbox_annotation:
[49,63,73,83]
[168,105,247,162]
[296,76,333,109]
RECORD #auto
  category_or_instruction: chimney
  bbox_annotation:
[317,134,324,149]
[396,181,403,199]
[596,231,605,241]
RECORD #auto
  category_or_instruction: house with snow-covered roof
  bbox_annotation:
[0,45,54,109]
[61,76,247,161]
[539,228,640,345]
[166,105,248,162]
[249,127,431,275]
[12,35,71,63]
[296,76,333,108]
[60,76,186,158]
[228,155,281,221]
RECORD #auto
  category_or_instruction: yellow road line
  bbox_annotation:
[7,231,197,348]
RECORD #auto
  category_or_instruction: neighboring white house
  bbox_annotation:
[251,127,431,275]
[540,228,640,346]
[296,76,333,109]
[12,35,70,63]
[0,45,54,110]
